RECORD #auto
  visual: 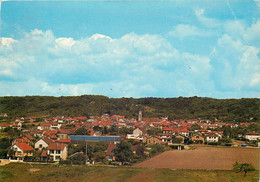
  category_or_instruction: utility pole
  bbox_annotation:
[85,141,88,165]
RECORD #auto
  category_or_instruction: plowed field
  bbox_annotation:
[134,147,259,170]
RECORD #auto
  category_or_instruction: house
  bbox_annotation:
[50,122,61,130]
[0,113,8,117]
[191,134,205,144]
[133,128,143,136]
[106,143,117,161]
[38,123,51,130]
[41,149,48,161]
[0,123,10,130]
[57,138,71,144]
[206,133,219,143]
[143,135,162,144]
[11,121,22,130]
[158,133,172,143]
[12,138,29,145]
[35,137,54,150]
[162,127,173,134]
[47,143,68,161]
[245,132,260,141]
[57,129,69,139]
[29,116,36,122]
[33,130,45,138]
[24,134,35,141]
[24,134,35,145]
[11,142,34,160]
[173,128,189,137]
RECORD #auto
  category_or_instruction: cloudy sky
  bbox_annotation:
[0,0,260,98]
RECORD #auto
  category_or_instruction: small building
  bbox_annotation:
[35,137,54,150]
[143,135,162,144]
[47,143,68,161]
[11,142,34,160]
[33,130,45,138]
[0,123,10,130]
[191,134,205,144]
[206,133,219,143]
[133,128,143,136]
[158,133,172,143]
[245,132,260,141]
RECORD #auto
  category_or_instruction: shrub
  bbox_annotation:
[233,162,255,177]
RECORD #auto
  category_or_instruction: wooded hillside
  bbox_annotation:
[0,95,259,123]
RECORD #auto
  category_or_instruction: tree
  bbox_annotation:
[149,143,164,156]
[136,144,145,157]
[65,124,76,129]
[74,128,90,135]
[147,128,162,135]
[113,140,133,165]
[191,124,201,131]
[70,153,86,165]
[93,151,106,162]
[233,162,255,177]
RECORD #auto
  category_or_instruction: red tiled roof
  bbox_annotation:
[24,134,34,140]
[246,132,260,135]
[41,149,47,157]
[106,143,117,156]
[44,130,57,136]
[35,130,45,134]
[0,123,10,127]
[16,138,28,143]
[47,143,66,150]
[16,142,33,151]
[58,139,71,143]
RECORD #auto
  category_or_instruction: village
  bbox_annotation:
[0,111,259,166]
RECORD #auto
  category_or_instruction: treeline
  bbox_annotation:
[0,95,259,123]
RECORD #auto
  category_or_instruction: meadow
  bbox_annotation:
[0,163,259,182]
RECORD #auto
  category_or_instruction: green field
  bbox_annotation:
[0,163,259,182]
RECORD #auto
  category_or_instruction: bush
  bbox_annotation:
[208,142,218,145]
[233,162,255,177]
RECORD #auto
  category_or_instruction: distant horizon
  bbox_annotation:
[1,1,260,98]
[0,94,259,100]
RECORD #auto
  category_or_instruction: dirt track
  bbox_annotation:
[134,147,260,170]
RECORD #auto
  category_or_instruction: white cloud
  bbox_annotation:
[0,27,259,98]
[195,8,221,28]
[210,34,260,91]
[168,24,214,38]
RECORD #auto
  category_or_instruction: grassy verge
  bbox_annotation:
[0,163,259,182]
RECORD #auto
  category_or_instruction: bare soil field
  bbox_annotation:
[134,147,260,170]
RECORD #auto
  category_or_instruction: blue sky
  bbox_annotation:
[0,0,260,98]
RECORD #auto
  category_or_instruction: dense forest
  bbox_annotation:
[0,95,259,123]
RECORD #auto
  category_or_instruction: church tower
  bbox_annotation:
[138,111,142,122]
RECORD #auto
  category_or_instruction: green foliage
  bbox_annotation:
[172,135,184,143]
[233,162,255,177]
[220,137,232,144]
[147,128,162,136]
[1,96,259,121]
[2,127,22,139]
[65,124,76,129]
[113,140,133,164]
[74,128,90,135]
[0,137,11,150]
[191,124,201,131]
[93,151,106,162]
[149,143,164,156]
[136,143,145,157]
[70,153,87,165]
